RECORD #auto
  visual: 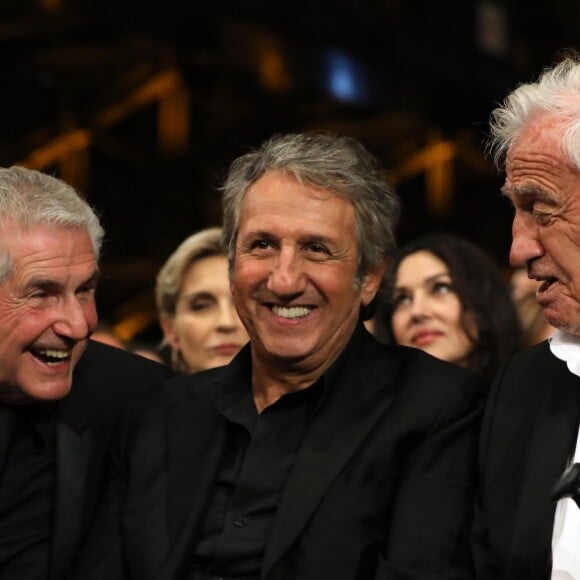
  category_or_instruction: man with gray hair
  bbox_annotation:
[73,132,486,580]
[0,167,173,579]
[474,54,580,579]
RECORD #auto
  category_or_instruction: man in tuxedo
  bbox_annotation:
[474,55,580,579]
[72,132,486,580]
[0,166,173,580]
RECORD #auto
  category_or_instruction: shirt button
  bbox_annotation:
[233,516,248,528]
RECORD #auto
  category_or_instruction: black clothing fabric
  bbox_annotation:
[0,404,56,579]
[72,324,488,580]
[474,340,580,579]
[0,341,174,580]
[191,374,322,577]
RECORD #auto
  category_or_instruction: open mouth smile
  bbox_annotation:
[30,348,72,366]
[270,305,313,319]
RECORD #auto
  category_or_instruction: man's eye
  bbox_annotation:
[79,284,97,295]
[251,239,273,250]
[533,209,553,225]
[31,291,49,299]
[309,244,327,253]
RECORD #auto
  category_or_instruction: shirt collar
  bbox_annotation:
[212,321,366,414]
[549,329,580,378]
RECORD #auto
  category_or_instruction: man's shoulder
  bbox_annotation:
[360,340,487,411]
[375,341,480,383]
[57,342,175,430]
[70,340,175,403]
[358,327,477,378]
[132,365,224,409]
[78,340,174,379]
[486,339,571,411]
[497,339,562,383]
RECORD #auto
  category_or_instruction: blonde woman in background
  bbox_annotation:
[155,227,249,373]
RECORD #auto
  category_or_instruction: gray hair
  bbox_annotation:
[488,54,580,170]
[155,226,225,319]
[0,166,104,281]
[221,132,400,286]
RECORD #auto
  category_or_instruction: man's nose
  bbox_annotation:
[52,298,92,340]
[266,248,307,297]
[510,213,543,267]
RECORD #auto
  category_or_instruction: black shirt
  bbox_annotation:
[190,362,327,578]
[0,403,56,580]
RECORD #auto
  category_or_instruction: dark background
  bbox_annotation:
[2,0,579,344]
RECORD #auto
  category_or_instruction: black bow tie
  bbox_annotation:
[551,463,580,507]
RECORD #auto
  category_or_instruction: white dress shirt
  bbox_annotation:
[550,330,580,579]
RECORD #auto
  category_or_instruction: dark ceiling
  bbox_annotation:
[2,0,580,342]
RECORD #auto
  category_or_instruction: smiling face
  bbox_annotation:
[390,251,474,367]
[161,254,249,373]
[231,169,384,381]
[506,111,580,334]
[0,222,99,403]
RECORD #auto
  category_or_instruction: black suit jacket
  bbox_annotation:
[474,340,580,579]
[72,326,487,580]
[38,340,174,580]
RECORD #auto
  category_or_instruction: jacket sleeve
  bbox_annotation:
[375,372,487,580]
[68,402,135,580]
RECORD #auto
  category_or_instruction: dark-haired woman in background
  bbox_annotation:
[368,233,522,381]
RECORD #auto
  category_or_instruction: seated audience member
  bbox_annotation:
[0,166,174,580]
[155,227,249,373]
[72,132,486,580]
[510,266,554,345]
[370,233,522,381]
[474,54,580,579]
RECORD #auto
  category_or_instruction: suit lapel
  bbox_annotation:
[158,381,229,580]
[509,361,580,577]
[262,337,401,575]
[50,419,92,580]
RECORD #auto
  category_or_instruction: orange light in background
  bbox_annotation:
[425,145,454,217]
[21,129,91,170]
[387,133,455,218]
[258,41,291,92]
[158,84,190,156]
[38,0,63,11]
[114,310,158,342]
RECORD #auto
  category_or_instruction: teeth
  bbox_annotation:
[272,305,312,319]
[38,349,69,359]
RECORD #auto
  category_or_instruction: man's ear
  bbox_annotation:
[360,259,388,306]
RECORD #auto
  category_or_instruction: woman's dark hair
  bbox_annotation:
[376,233,522,380]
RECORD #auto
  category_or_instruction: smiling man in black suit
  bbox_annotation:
[0,166,173,580]
[474,54,580,579]
[72,132,486,580]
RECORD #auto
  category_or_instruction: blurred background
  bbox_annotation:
[2,0,579,346]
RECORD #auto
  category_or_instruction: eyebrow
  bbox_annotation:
[179,291,217,301]
[501,183,551,202]
[246,229,333,241]
[394,271,451,290]
[26,270,99,292]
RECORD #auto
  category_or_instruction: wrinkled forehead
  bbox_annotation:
[506,111,567,168]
